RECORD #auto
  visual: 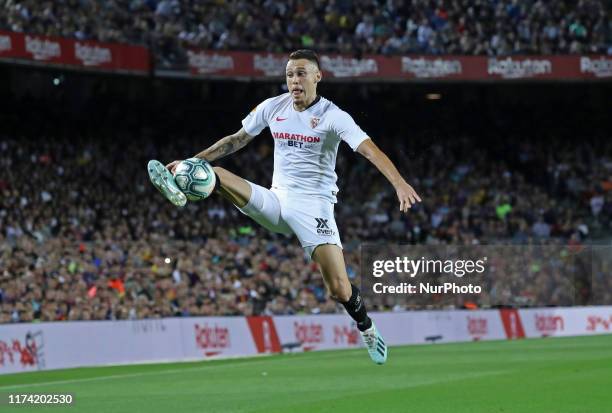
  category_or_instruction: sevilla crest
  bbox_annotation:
[310,117,320,129]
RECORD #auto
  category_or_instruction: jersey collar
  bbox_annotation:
[305,95,321,110]
[294,95,321,112]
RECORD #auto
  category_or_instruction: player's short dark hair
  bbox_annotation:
[289,49,320,70]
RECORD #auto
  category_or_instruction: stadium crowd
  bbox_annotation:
[0,70,611,323]
[0,0,610,66]
[1,125,610,323]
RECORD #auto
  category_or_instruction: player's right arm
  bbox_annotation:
[194,128,254,161]
[165,128,254,173]
[166,97,274,173]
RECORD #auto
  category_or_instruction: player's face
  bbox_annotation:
[286,59,321,108]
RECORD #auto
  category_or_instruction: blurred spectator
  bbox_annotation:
[0,0,610,67]
[1,125,610,322]
[0,72,611,323]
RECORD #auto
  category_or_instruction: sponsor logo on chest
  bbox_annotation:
[271,130,324,149]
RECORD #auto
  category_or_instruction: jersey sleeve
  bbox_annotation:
[330,110,369,151]
[241,98,273,136]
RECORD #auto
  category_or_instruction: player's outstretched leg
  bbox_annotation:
[147,160,187,207]
[211,166,252,208]
[148,160,252,208]
[312,245,388,365]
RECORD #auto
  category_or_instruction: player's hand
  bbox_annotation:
[395,181,421,212]
[165,160,181,175]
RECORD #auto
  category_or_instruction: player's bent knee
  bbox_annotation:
[212,166,228,181]
[213,167,245,189]
[328,280,351,302]
[212,166,251,207]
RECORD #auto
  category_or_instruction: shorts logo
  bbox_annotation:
[315,218,335,236]
[310,117,320,129]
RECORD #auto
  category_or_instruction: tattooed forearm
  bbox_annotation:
[194,128,254,162]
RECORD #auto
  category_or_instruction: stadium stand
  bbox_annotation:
[1,0,610,67]
[1,78,610,322]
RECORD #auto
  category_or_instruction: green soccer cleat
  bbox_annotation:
[360,322,388,365]
[147,160,187,207]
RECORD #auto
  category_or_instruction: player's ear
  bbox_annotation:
[315,69,322,83]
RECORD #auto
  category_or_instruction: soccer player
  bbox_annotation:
[148,49,421,364]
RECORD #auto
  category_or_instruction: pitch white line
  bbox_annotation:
[0,351,349,391]
[0,359,274,391]
[1,369,186,390]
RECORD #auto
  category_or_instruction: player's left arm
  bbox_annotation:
[356,138,422,212]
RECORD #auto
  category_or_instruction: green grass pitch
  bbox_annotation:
[1,334,611,413]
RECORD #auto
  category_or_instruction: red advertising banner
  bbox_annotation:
[186,49,612,81]
[0,30,150,74]
[1,30,610,80]
[246,316,282,354]
[499,309,526,339]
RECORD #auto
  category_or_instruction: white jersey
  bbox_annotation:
[241,93,369,202]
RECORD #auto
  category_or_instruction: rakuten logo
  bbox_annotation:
[580,57,612,78]
[194,323,230,349]
[0,35,11,53]
[467,316,488,339]
[321,56,378,77]
[402,57,462,78]
[294,322,323,344]
[488,57,551,79]
[333,325,360,345]
[254,54,286,76]
[25,36,61,61]
[75,42,112,66]
[535,314,564,333]
[188,51,234,74]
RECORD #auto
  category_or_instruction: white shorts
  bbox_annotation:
[237,181,342,258]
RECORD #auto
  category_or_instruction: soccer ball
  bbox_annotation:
[173,158,216,201]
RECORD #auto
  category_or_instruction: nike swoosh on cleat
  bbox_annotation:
[276,117,288,121]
